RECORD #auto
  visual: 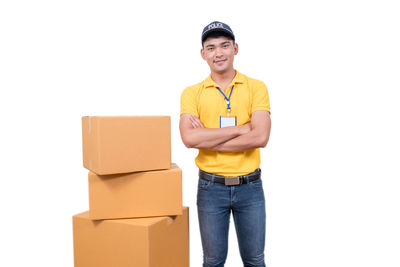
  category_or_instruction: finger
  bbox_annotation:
[190,115,204,128]
[192,116,202,124]
[190,115,200,125]
[193,121,202,128]
[194,119,203,128]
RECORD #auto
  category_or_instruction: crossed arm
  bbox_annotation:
[179,110,271,152]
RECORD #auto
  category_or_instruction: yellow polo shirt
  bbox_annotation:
[180,70,270,176]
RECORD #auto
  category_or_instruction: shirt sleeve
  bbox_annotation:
[251,81,271,114]
[180,86,199,116]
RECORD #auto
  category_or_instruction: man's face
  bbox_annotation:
[201,36,238,74]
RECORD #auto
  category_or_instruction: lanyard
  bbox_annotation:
[216,85,234,116]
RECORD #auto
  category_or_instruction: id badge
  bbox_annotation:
[220,116,237,128]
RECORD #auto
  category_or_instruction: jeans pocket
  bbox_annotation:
[198,178,211,190]
[249,178,263,189]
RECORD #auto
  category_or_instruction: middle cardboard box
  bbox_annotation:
[89,163,182,220]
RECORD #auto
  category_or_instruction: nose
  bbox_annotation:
[215,47,223,57]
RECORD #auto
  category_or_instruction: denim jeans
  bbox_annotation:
[197,175,266,267]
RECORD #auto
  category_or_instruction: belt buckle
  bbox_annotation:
[225,176,240,186]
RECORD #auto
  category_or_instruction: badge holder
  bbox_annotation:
[220,116,237,128]
[220,105,237,128]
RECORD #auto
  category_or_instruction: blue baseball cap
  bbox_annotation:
[201,21,235,44]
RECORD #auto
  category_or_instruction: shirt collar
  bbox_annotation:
[204,70,245,88]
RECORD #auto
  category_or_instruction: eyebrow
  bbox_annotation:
[205,41,232,48]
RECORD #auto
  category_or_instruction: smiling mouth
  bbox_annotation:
[214,59,227,64]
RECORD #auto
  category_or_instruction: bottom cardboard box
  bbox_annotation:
[73,207,189,267]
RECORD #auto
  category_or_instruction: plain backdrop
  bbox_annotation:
[1,0,399,266]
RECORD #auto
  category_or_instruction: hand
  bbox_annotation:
[189,115,204,128]
[238,123,251,135]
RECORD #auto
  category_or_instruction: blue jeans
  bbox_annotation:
[197,175,266,267]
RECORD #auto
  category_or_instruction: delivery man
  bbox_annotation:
[180,21,271,267]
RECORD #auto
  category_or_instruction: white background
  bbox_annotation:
[1,0,399,266]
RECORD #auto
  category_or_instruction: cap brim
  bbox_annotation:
[202,28,235,43]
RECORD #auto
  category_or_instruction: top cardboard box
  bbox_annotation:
[82,116,171,175]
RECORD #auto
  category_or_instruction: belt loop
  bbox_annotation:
[211,174,215,183]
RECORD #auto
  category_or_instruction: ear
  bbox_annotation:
[234,43,239,55]
[200,48,206,60]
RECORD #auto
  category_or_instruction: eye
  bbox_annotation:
[208,47,214,51]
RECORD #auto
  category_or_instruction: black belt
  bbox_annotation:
[199,168,261,186]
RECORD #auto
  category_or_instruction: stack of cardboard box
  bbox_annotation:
[72,116,189,267]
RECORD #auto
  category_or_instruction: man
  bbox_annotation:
[179,21,271,267]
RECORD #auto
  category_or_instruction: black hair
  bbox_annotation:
[202,31,235,47]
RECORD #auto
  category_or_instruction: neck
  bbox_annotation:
[211,69,236,90]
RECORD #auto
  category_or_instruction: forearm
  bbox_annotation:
[184,126,242,149]
[212,129,269,152]
[180,114,252,149]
